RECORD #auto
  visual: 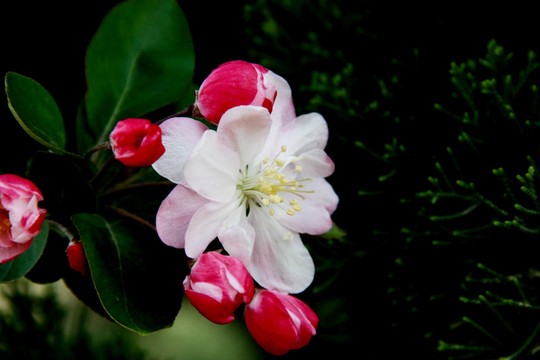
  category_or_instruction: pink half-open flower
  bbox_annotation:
[244,289,318,355]
[110,118,165,167]
[0,174,47,263]
[152,105,338,294]
[183,251,255,324]
[195,60,295,125]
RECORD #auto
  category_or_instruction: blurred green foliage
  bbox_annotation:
[242,0,540,359]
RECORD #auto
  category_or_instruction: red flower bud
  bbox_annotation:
[244,289,318,355]
[183,252,255,324]
[0,174,46,263]
[110,118,165,167]
[195,60,278,124]
[66,240,88,276]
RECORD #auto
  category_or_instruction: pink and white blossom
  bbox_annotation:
[153,104,338,294]
[183,251,254,324]
[244,289,318,355]
[0,174,47,263]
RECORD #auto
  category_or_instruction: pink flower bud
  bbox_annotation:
[66,240,88,275]
[244,289,318,355]
[195,60,278,124]
[183,252,255,324]
[0,174,47,263]
[110,118,165,167]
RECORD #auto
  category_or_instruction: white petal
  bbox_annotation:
[282,113,329,155]
[184,130,240,203]
[275,178,339,235]
[184,201,234,259]
[265,70,296,126]
[218,106,273,166]
[246,207,315,294]
[156,185,208,249]
[287,148,335,178]
[152,117,208,185]
[218,202,256,266]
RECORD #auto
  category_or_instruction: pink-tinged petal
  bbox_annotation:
[217,106,273,167]
[196,61,279,125]
[184,286,236,324]
[245,289,318,355]
[184,201,236,259]
[184,130,240,203]
[183,252,254,324]
[287,148,335,178]
[66,241,88,275]
[275,178,338,235]
[247,207,315,294]
[110,118,165,167]
[217,203,256,266]
[265,70,296,126]
[0,174,44,201]
[152,117,208,185]
[10,195,47,243]
[282,112,329,154]
[156,185,209,249]
[0,241,32,264]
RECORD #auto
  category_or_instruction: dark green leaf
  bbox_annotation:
[72,213,186,334]
[0,222,49,282]
[79,0,195,153]
[4,72,68,154]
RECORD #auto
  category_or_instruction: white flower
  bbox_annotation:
[153,106,338,293]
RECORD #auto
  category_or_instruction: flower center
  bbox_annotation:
[0,200,11,234]
[239,145,313,216]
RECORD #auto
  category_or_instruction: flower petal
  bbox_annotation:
[287,148,335,178]
[247,207,315,293]
[275,178,338,235]
[152,117,208,185]
[265,70,296,126]
[0,241,32,264]
[282,112,329,155]
[156,185,209,249]
[217,204,256,266]
[217,106,273,166]
[184,130,240,203]
[185,200,236,259]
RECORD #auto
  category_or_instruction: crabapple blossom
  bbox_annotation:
[0,174,47,263]
[195,60,295,125]
[153,105,338,294]
[183,251,254,324]
[66,240,88,275]
[109,118,165,167]
[244,289,318,355]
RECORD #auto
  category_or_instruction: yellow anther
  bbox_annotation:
[262,198,270,206]
[295,165,303,172]
[286,208,295,216]
[269,208,275,216]
[263,157,269,164]
[275,159,285,167]
[290,199,298,205]
[293,204,302,211]
[281,145,287,152]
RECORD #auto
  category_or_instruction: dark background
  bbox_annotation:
[2,1,540,359]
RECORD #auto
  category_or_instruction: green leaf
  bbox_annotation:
[0,221,49,282]
[79,0,195,153]
[72,213,185,334]
[5,72,67,153]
